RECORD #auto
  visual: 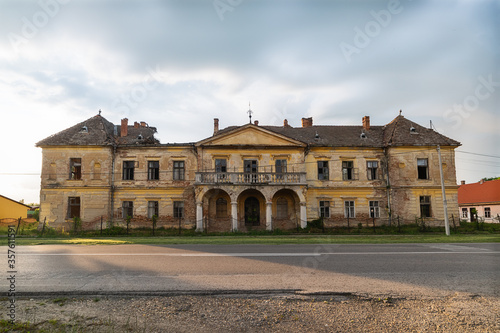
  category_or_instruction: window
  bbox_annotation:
[93,162,101,180]
[215,159,227,173]
[173,161,185,180]
[123,161,135,180]
[342,161,354,180]
[277,197,288,218]
[216,198,227,217]
[275,159,287,173]
[484,207,491,218]
[69,158,82,180]
[49,163,56,180]
[320,201,330,218]
[317,161,329,180]
[67,197,80,218]
[420,196,431,217]
[244,160,258,183]
[148,201,159,218]
[417,158,429,180]
[461,208,468,218]
[367,161,378,180]
[369,201,380,218]
[344,201,355,218]
[148,161,159,180]
[122,201,133,218]
[174,201,184,218]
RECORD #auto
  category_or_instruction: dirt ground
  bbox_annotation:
[1,292,499,332]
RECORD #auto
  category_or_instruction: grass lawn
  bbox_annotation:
[2,233,499,246]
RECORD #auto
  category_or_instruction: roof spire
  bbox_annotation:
[98,109,102,116]
[399,109,402,116]
[247,102,253,124]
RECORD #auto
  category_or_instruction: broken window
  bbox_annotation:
[367,161,378,180]
[148,161,160,180]
[369,201,380,218]
[173,161,185,180]
[148,201,159,219]
[69,158,82,180]
[67,197,80,218]
[277,197,288,218]
[122,201,133,218]
[320,200,330,218]
[123,161,135,180]
[420,196,431,217]
[174,201,184,218]
[317,161,329,180]
[215,159,227,182]
[244,160,258,183]
[216,198,227,217]
[417,158,429,180]
[342,161,355,180]
[344,201,355,218]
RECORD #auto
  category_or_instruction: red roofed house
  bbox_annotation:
[458,179,500,222]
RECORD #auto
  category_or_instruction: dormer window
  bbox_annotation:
[410,126,417,133]
[360,132,366,139]
[137,134,143,140]
[80,125,88,133]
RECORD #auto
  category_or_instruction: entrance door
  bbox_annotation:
[244,160,258,183]
[244,197,260,226]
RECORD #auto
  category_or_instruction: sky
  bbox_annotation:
[0,0,498,204]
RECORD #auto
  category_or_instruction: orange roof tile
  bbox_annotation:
[458,179,500,205]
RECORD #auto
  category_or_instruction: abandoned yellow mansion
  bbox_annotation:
[36,113,460,231]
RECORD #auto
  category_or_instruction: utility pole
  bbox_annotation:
[437,145,450,236]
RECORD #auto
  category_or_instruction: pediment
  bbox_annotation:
[197,125,305,147]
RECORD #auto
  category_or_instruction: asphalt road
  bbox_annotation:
[3,243,499,298]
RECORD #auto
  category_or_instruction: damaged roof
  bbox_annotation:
[36,114,158,147]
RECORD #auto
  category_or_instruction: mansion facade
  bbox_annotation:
[36,112,461,231]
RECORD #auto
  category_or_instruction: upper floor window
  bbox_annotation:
[275,159,287,174]
[317,161,329,180]
[174,201,184,218]
[342,161,355,180]
[367,161,378,180]
[69,158,81,180]
[122,201,133,218]
[369,201,380,218]
[417,158,429,180]
[215,159,227,173]
[420,196,431,217]
[148,201,159,218]
[344,201,355,218]
[148,161,159,180]
[320,200,330,218]
[173,161,185,180]
[123,161,135,180]
[92,162,101,180]
[67,197,80,218]
[484,207,491,218]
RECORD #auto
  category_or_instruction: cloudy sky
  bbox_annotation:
[0,0,498,204]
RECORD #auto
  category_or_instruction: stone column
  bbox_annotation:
[231,201,238,231]
[300,202,307,229]
[196,202,203,232]
[266,201,272,231]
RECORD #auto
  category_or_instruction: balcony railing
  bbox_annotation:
[195,172,307,185]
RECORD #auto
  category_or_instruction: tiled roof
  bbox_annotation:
[36,114,158,147]
[458,179,500,205]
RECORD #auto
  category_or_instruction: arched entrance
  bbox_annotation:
[244,197,260,226]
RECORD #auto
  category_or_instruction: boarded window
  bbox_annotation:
[69,158,81,180]
[417,159,429,180]
[277,197,288,218]
[216,198,227,217]
[317,161,329,180]
[320,201,330,218]
[67,197,80,218]
[148,161,159,180]
[123,161,135,180]
[369,201,380,218]
[173,161,185,180]
[420,196,431,217]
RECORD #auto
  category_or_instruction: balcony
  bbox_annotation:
[195,172,307,185]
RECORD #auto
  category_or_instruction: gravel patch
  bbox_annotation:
[2,293,499,332]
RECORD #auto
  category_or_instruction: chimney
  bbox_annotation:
[480,179,484,184]
[213,118,219,135]
[121,118,128,137]
[254,120,259,126]
[140,121,146,127]
[461,180,465,185]
[134,121,139,128]
[283,119,289,127]
[362,116,370,130]
[301,117,313,128]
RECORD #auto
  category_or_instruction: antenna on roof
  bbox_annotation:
[247,102,253,124]
[98,109,102,116]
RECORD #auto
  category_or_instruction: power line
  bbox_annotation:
[455,150,500,159]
